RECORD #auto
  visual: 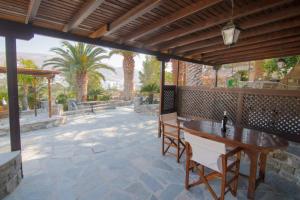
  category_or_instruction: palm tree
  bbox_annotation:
[18,58,38,110]
[110,50,136,100]
[44,41,115,102]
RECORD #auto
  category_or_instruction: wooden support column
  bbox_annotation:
[157,56,170,137]
[213,65,221,88]
[5,36,21,151]
[47,77,52,118]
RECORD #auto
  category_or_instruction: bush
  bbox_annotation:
[56,93,68,111]
[140,83,159,104]
[98,94,111,101]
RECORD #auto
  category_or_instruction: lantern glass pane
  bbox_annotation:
[233,28,241,43]
[222,27,234,45]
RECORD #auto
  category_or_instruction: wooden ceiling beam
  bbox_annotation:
[90,0,161,38]
[202,35,300,60]
[122,0,222,42]
[149,1,300,49]
[173,17,300,54]
[63,0,105,32]
[212,49,300,65]
[188,27,300,58]
[205,41,300,62]
[25,0,42,24]
[213,46,300,64]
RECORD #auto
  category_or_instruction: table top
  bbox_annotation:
[181,120,288,152]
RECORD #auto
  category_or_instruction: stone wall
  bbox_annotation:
[0,151,22,199]
[0,116,66,136]
[266,142,300,185]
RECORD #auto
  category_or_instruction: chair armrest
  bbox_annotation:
[224,146,242,159]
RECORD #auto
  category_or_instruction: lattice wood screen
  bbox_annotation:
[162,85,176,114]
[176,86,300,142]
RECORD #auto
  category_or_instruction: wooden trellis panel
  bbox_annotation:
[176,86,300,142]
[162,85,176,114]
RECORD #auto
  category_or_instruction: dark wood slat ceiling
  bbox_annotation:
[0,0,299,65]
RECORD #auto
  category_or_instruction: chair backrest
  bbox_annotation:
[184,131,226,172]
[160,112,177,122]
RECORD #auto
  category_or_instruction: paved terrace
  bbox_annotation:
[3,107,300,200]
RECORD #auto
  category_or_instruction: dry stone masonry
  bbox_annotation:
[0,151,22,199]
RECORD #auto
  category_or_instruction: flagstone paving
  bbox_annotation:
[3,107,300,200]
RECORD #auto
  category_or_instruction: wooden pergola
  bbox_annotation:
[0,1,299,198]
[0,66,59,118]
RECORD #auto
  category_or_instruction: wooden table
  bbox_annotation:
[182,120,288,200]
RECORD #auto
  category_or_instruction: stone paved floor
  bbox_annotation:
[3,107,300,200]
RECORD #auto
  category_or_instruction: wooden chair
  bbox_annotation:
[160,112,185,163]
[184,131,242,200]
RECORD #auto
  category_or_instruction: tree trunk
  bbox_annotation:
[22,85,29,111]
[186,63,204,86]
[76,72,88,102]
[123,53,135,100]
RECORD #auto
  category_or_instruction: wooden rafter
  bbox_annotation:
[157,5,300,51]
[1,0,300,65]
[63,0,105,32]
[214,48,300,65]
[90,0,161,38]
[122,0,222,41]
[203,35,300,60]
[173,17,300,55]
[188,27,300,58]
[25,0,42,24]
[205,41,300,62]
[146,0,295,47]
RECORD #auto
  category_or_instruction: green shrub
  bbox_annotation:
[99,94,111,101]
[56,93,68,111]
[140,83,159,104]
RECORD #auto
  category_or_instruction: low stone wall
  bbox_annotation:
[134,104,159,115]
[0,116,66,136]
[0,151,22,199]
[266,142,300,185]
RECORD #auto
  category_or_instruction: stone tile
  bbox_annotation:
[140,173,163,192]
[2,107,300,200]
[104,190,133,200]
[152,160,173,171]
[125,182,151,200]
[158,184,184,200]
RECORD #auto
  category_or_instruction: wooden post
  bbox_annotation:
[158,60,166,137]
[47,77,52,118]
[156,56,170,137]
[33,78,37,117]
[213,65,221,88]
[5,36,21,151]
[175,60,180,86]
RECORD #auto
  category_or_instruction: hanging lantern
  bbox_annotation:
[221,21,241,46]
[277,58,286,69]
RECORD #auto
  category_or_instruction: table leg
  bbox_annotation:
[245,150,259,200]
[259,153,267,182]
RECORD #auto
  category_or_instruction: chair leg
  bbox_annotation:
[199,165,218,200]
[185,151,190,189]
[232,153,241,196]
[220,156,227,200]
